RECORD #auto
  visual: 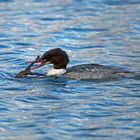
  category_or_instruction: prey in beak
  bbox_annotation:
[15,55,46,78]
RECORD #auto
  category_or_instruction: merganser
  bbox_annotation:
[29,48,134,80]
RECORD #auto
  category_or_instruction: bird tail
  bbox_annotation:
[118,72,140,80]
[119,72,136,78]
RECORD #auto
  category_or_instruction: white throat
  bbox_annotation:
[47,68,66,76]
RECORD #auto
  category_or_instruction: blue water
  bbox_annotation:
[0,0,140,140]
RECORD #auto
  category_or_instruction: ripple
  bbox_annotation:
[103,0,140,6]
[0,0,13,2]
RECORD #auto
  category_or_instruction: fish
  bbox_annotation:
[15,56,45,78]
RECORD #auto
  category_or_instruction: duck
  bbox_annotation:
[29,48,134,80]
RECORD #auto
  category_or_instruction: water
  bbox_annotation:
[0,0,140,140]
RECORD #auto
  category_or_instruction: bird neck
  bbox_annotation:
[47,68,66,76]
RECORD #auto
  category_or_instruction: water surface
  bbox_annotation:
[0,0,140,140]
